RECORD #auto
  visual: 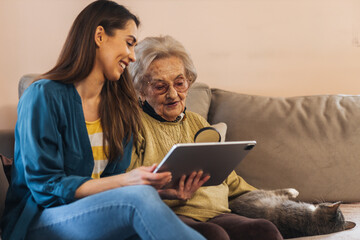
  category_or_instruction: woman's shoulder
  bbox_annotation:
[22,79,75,100]
[139,110,152,123]
[19,79,79,114]
[185,110,209,126]
[30,79,70,92]
[185,110,204,119]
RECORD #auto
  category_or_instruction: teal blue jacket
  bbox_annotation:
[1,79,133,240]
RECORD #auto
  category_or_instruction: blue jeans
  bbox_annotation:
[26,185,205,240]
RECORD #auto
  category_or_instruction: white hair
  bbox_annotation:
[129,35,197,94]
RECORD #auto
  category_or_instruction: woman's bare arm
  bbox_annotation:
[75,165,172,198]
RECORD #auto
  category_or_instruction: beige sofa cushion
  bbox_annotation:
[18,73,38,98]
[209,89,360,203]
[187,82,212,120]
[210,122,227,142]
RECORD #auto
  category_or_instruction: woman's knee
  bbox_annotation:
[119,185,159,199]
[113,185,167,211]
[250,219,283,240]
[179,216,229,240]
[109,185,159,201]
[92,185,162,211]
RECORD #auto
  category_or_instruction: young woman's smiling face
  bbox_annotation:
[96,20,137,82]
[141,56,189,121]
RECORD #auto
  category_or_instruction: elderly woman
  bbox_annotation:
[128,36,283,240]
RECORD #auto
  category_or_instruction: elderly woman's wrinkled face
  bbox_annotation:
[140,56,189,121]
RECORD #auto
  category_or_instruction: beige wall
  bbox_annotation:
[1,0,360,130]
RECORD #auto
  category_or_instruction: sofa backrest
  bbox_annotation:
[207,88,360,203]
[186,82,212,120]
[18,74,38,98]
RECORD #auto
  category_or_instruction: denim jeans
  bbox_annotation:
[26,185,205,240]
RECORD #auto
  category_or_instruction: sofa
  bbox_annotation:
[1,74,360,239]
[186,82,360,240]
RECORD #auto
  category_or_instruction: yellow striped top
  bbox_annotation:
[86,119,108,179]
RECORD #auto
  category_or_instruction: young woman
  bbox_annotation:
[0,1,205,240]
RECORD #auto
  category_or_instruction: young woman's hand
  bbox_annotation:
[121,164,172,189]
[158,171,210,200]
[75,164,171,199]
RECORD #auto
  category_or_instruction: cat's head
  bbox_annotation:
[314,201,356,234]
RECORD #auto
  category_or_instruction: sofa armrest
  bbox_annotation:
[0,155,9,221]
[0,130,14,159]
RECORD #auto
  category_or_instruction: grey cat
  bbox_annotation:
[229,188,356,239]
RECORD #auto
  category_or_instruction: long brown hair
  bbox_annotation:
[39,0,141,162]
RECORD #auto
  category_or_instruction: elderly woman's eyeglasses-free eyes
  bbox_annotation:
[148,78,190,95]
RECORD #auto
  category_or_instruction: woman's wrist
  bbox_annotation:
[75,174,125,198]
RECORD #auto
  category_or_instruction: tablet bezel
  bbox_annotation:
[153,141,256,189]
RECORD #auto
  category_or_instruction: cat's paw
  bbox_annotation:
[284,188,299,199]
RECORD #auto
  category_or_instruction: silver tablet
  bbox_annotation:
[153,141,256,188]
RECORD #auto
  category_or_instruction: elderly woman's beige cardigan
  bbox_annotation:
[128,110,256,222]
